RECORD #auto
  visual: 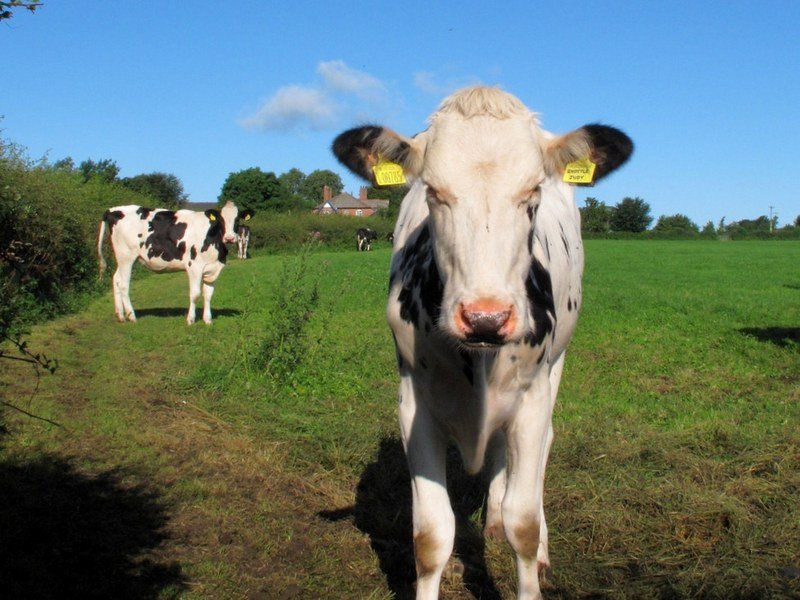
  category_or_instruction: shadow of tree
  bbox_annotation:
[0,454,185,599]
[320,437,502,599]
[739,326,800,349]
[134,307,242,320]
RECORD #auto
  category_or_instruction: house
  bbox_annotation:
[314,186,389,217]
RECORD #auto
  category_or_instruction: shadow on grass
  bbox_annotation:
[0,454,185,599]
[739,326,800,349]
[320,436,501,599]
[134,307,242,320]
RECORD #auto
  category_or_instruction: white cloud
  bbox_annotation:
[317,60,387,102]
[239,85,337,131]
[240,61,391,132]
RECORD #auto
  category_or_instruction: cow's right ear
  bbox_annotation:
[240,209,254,221]
[332,126,424,184]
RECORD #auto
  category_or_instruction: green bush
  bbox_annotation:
[0,142,151,332]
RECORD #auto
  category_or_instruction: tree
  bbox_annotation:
[279,168,306,197]
[611,197,652,233]
[794,215,800,228]
[0,1,40,21]
[299,169,343,204]
[120,172,188,209]
[579,197,612,234]
[652,214,699,236]
[219,167,282,212]
[367,184,408,220]
[79,158,119,184]
[700,221,718,239]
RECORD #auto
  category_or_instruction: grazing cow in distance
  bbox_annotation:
[386,232,395,245]
[236,223,251,259]
[97,201,254,324]
[357,227,378,251]
[333,86,632,599]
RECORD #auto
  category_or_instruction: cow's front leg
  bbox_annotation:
[202,282,214,324]
[186,271,201,325]
[503,375,553,600]
[484,430,507,540]
[399,377,454,600]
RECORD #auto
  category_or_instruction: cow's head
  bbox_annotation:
[216,201,254,244]
[333,86,632,346]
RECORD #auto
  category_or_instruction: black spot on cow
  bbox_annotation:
[419,357,428,370]
[137,233,143,238]
[144,211,187,262]
[136,207,153,220]
[102,209,125,230]
[200,210,227,264]
[567,297,573,312]
[397,224,442,329]
[398,286,420,326]
[524,258,555,347]
[190,246,197,261]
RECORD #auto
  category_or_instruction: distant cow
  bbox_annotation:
[97,201,254,324]
[236,224,251,259]
[357,228,378,251]
[333,86,632,599]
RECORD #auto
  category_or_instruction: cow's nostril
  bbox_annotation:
[463,309,511,336]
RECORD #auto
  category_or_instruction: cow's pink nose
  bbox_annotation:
[456,300,515,342]
[224,234,236,243]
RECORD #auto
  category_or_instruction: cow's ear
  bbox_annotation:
[204,209,222,221]
[332,125,424,184]
[241,209,254,221]
[545,125,633,183]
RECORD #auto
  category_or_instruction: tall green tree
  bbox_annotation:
[219,167,282,212]
[299,169,343,204]
[279,168,306,197]
[120,172,188,209]
[79,159,119,184]
[611,197,652,233]
[579,197,612,234]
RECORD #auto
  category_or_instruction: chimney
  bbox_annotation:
[359,186,368,201]
[323,185,332,201]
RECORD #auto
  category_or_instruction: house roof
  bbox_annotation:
[314,193,389,212]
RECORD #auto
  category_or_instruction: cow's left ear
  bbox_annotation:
[545,125,633,182]
[332,125,425,184]
[240,209,254,221]
[204,209,222,222]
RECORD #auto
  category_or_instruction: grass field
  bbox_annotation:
[1,240,798,599]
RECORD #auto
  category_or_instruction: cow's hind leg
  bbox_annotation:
[399,378,455,600]
[112,258,136,322]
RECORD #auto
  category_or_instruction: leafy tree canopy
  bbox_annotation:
[120,172,188,209]
[0,0,40,21]
[653,213,699,234]
[219,167,282,212]
[79,159,119,184]
[299,169,343,204]
[611,197,652,233]
[580,197,612,234]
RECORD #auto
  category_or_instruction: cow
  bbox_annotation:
[333,86,632,599]
[236,223,251,259]
[97,201,254,325]
[357,227,378,251]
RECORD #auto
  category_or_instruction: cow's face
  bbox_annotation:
[219,202,254,244]
[333,86,632,347]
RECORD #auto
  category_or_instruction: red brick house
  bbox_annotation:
[314,186,389,217]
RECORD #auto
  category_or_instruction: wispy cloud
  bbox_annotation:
[239,85,337,131]
[240,61,389,132]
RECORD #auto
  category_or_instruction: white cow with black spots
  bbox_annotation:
[333,86,632,599]
[97,201,253,324]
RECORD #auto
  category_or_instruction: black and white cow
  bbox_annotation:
[333,86,632,600]
[357,227,378,251]
[236,223,251,259]
[97,201,254,324]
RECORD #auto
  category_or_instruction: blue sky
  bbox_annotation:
[2,1,798,226]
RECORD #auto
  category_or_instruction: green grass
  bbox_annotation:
[1,240,798,599]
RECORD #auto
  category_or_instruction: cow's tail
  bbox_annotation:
[97,217,108,278]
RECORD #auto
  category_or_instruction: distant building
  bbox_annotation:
[314,186,389,217]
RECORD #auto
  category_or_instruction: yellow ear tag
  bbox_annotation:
[244,214,251,221]
[563,158,597,185]
[372,158,407,186]
[208,213,217,221]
